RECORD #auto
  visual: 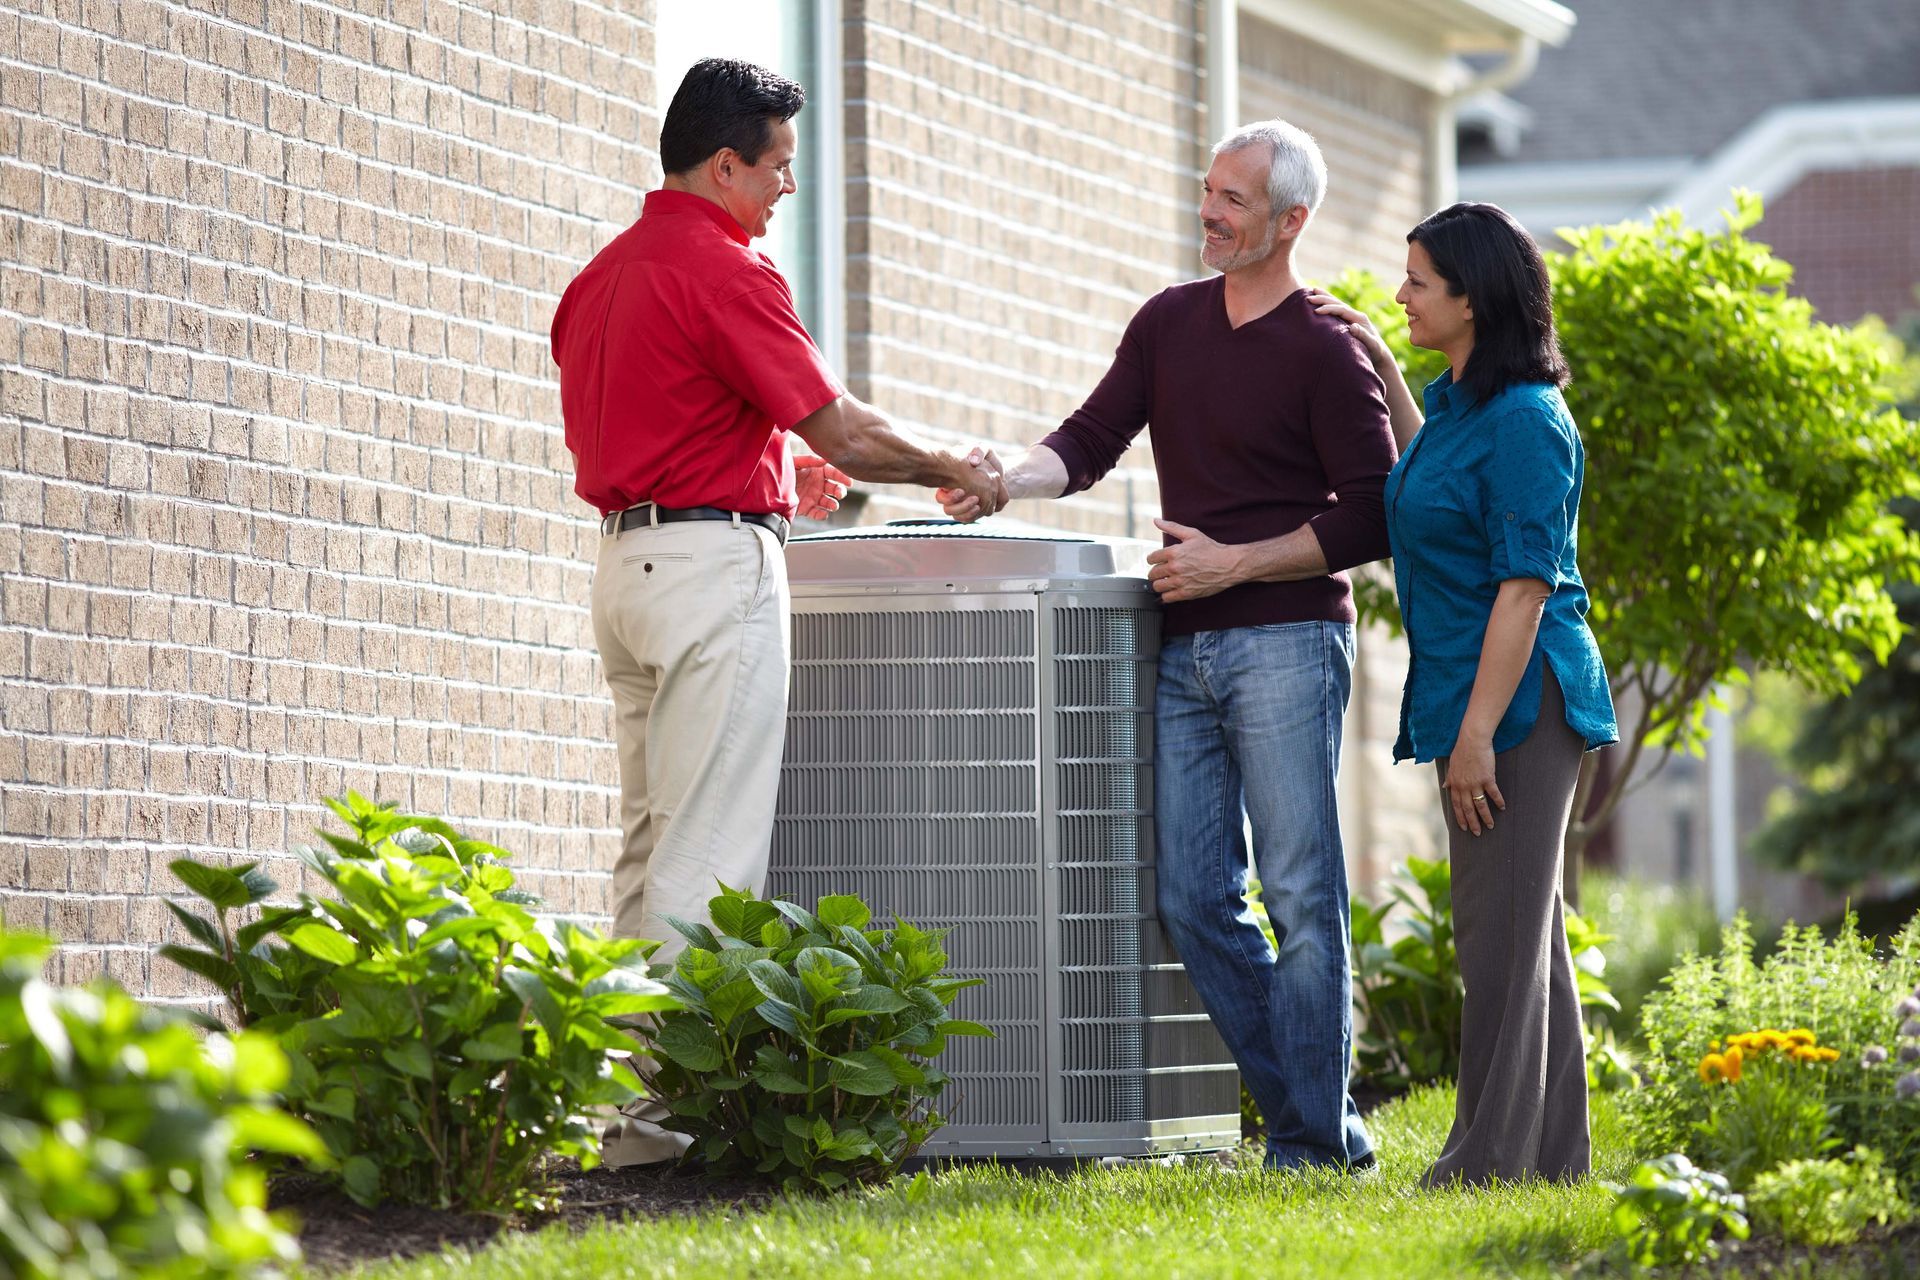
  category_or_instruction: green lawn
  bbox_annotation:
[328,1086,1918,1279]
[337,1085,1659,1279]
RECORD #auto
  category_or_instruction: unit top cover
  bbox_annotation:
[784,521,1123,584]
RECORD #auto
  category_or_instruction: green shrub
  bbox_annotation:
[1748,1147,1913,1246]
[647,886,990,1192]
[0,929,321,1278]
[1581,872,1719,1040]
[1350,857,1462,1088]
[1628,912,1920,1191]
[1346,859,1623,1091]
[1607,1152,1750,1269]
[163,793,679,1213]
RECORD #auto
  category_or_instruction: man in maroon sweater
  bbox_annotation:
[943,120,1396,1171]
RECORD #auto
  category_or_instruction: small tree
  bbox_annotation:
[1337,192,1920,867]
[1753,310,1920,887]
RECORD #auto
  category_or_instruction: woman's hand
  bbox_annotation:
[1445,733,1505,836]
[1305,289,1393,371]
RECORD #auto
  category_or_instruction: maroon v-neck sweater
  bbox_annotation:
[1039,278,1397,637]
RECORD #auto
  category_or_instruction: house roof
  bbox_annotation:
[1465,0,1920,168]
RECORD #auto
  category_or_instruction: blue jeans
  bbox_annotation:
[1155,622,1373,1170]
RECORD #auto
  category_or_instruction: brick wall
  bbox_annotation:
[2,0,1458,1000]
[839,0,1204,538]
[1756,166,1920,325]
[1239,14,1445,881]
[0,0,659,1001]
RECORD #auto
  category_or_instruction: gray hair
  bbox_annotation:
[1212,119,1328,218]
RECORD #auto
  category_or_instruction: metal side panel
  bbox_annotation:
[769,591,1050,1151]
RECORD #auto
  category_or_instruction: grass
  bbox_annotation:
[335,1085,1647,1280]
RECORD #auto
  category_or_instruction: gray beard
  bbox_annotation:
[1202,215,1279,273]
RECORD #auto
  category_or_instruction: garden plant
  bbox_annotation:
[646,885,991,1191]
[162,793,680,1213]
[0,929,321,1279]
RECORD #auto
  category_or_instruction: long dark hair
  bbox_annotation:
[1408,202,1569,402]
[660,58,806,176]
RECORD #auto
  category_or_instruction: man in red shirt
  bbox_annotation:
[552,58,1001,1166]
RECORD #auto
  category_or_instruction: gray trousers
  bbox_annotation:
[1425,669,1591,1187]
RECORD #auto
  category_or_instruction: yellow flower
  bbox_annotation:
[1700,1053,1731,1084]
[1787,1028,1816,1046]
[1818,1047,1839,1062]
[1709,1039,1722,1052]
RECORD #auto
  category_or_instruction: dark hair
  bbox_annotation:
[1408,202,1569,402]
[660,58,806,176]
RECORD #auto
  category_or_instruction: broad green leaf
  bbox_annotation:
[651,1018,725,1072]
[159,944,240,992]
[706,976,766,1029]
[828,1050,896,1096]
[283,921,358,966]
[163,901,226,953]
[171,859,250,910]
[381,1039,434,1080]
[342,1155,381,1206]
[815,895,872,929]
[228,1105,330,1161]
[940,1019,994,1038]
[461,1020,524,1062]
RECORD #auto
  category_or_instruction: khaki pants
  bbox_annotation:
[590,516,790,1165]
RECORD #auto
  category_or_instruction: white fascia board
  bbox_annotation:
[1665,97,1920,225]
[1444,0,1576,46]
[1239,0,1572,94]
[1240,0,1460,92]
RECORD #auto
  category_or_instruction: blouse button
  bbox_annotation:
[1505,512,1515,521]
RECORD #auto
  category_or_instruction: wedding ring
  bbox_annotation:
[1471,793,1487,802]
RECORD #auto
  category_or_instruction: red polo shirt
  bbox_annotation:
[550,189,844,518]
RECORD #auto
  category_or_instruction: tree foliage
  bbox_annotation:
[1334,193,1920,858]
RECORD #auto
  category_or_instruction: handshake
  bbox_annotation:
[934,446,1014,523]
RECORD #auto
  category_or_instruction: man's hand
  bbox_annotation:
[937,447,1011,522]
[794,453,852,520]
[1146,518,1247,603]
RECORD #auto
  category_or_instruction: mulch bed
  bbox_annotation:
[275,1162,778,1274]
[1702,1221,1920,1278]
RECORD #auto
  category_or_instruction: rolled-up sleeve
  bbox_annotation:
[1482,406,1576,586]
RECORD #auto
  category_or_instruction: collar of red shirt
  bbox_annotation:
[643,188,751,246]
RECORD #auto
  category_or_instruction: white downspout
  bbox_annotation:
[815,0,847,374]
[1206,0,1239,156]
[1429,35,1539,210]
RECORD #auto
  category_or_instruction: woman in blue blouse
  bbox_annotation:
[1308,202,1617,1187]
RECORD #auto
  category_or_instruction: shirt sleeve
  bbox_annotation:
[704,266,845,430]
[1302,329,1396,572]
[1482,404,1577,586]
[1037,293,1158,494]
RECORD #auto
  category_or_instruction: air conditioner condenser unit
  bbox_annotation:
[766,526,1241,1160]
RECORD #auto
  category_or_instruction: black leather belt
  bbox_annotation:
[599,503,790,546]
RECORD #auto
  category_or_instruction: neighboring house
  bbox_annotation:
[1460,0,1920,918]
[0,0,1572,1001]
[1460,0,1920,326]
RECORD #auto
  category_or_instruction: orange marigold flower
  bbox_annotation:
[1700,1053,1731,1084]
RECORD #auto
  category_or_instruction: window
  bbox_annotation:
[654,3,843,366]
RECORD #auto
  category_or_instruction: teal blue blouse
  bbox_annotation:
[1385,373,1618,763]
